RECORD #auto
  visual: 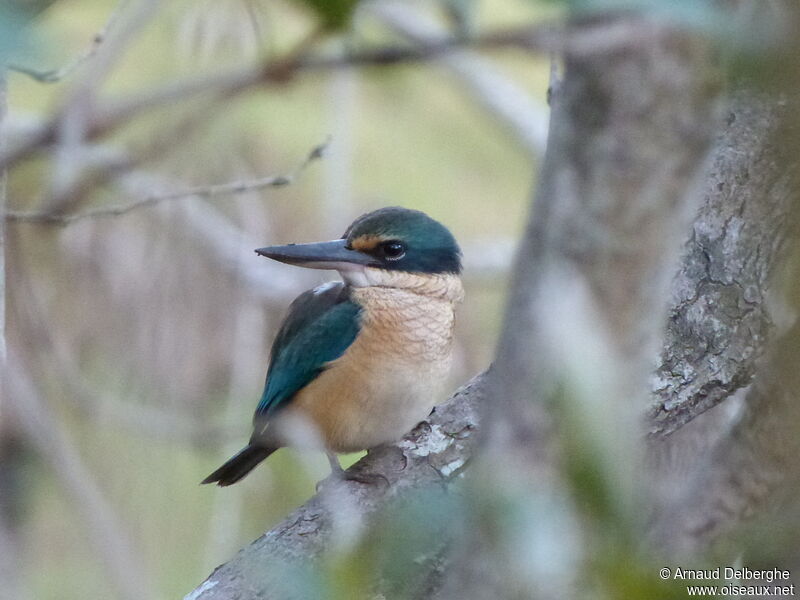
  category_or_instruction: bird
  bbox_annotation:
[202,207,464,486]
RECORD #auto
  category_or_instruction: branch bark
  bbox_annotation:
[185,374,485,600]
[648,90,800,436]
[647,80,800,552]
[0,66,22,600]
[651,322,800,555]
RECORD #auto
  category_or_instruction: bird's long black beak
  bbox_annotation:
[255,239,375,270]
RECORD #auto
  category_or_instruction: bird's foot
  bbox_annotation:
[340,469,390,487]
[316,451,390,491]
[315,467,389,491]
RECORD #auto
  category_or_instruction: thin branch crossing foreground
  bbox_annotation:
[4,138,329,226]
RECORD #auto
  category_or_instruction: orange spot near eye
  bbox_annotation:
[350,235,389,252]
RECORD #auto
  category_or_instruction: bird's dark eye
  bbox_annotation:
[381,241,406,260]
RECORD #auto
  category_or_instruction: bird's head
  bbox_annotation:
[256,207,462,289]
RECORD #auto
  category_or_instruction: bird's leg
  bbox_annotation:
[316,452,345,492]
[324,451,389,488]
[326,451,345,476]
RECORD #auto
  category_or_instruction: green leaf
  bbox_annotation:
[295,0,360,31]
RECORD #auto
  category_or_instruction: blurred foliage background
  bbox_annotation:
[2,0,554,597]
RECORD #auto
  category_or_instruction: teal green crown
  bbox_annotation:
[343,207,462,274]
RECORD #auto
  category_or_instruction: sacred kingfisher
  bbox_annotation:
[202,207,463,486]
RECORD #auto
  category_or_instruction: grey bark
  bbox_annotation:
[651,322,800,556]
[488,18,718,433]
[649,91,800,437]
[186,374,484,600]
[437,14,719,600]
[648,87,800,552]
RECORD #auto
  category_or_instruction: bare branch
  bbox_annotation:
[651,319,800,555]
[0,18,666,171]
[6,0,130,83]
[0,68,7,367]
[32,90,241,216]
[367,2,549,156]
[185,373,485,600]
[0,65,21,600]
[370,1,549,156]
[5,138,329,226]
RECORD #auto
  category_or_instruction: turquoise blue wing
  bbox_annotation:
[255,282,361,418]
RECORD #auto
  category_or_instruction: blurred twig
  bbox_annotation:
[23,91,242,217]
[47,0,162,208]
[0,511,23,600]
[116,172,316,302]
[438,14,719,598]
[5,138,329,225]
[0,67,23,600]
[0,67,7,366]
[9,215,244,447]
[7,0,130,83]
[370,1,549,156]
[321,44,357,233]
[202,204,270,571]
[0,18,664,171]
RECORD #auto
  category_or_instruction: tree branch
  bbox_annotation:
[370,1,549,156]
[0,64,21,600]
[185,373,485,600]
[437,13,720,598]
[651,318,800,555]
[0,18,665,172]
[6,0,130,83]
[648,90,800,436]
[4,138,328,225]
[647,76,800,553]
